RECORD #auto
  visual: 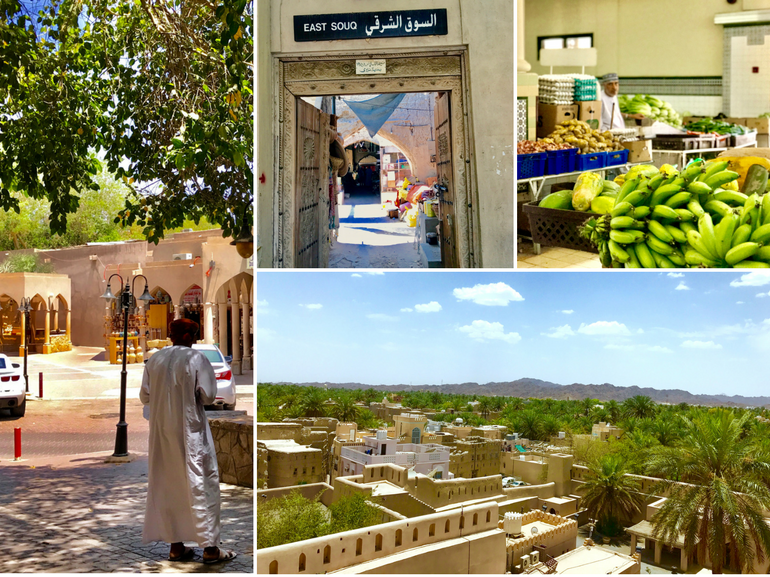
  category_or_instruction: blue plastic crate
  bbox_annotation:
[576,151,607,171]
[517,152,547,179]
[605,149,629,167]
[546,148,579,175]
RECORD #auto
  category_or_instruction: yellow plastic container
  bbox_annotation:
[424,201,435,217]
[406,208,418,227]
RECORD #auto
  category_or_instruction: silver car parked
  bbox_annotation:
[192,344,237,410]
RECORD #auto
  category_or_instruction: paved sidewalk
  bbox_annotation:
[0,452,253,573]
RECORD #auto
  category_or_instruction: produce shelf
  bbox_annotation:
[516,152,547,179]
[545,148,579,176]
[522,201,598,254]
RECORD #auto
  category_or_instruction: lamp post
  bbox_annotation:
[101,273,153,458]
[17,297,32,394]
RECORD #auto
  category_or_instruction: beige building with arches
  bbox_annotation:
[0,273,72,355]
[0,229,252,372]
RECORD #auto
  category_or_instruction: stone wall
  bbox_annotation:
[209,413,253,488]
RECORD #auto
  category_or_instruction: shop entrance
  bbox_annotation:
[180,284,204,340]
[275,51,478,268]
[0,295,19,354]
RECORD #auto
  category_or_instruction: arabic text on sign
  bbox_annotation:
[356,60,386,75]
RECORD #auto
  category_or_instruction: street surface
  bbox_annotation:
[0,453,253,573]
[0,348,254,572]
[330,192,424,268]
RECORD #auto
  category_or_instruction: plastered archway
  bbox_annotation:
[214,271,253,374]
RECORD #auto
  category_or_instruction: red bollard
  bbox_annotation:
[39,372,43,399]
[14,428,21,460]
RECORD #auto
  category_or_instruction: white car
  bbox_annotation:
[192,344,236,410]
[0,353,26,417]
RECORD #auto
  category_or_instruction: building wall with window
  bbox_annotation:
[450,437,502,479]
[260,440,325,488]
[256,502,506,574]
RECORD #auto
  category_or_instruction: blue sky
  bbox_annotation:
[256,271,770,398]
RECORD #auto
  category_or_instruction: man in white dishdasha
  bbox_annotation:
[140,318,236,564]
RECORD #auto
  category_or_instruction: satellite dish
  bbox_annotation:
[531,527,538,535]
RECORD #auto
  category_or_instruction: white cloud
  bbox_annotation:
[668,273,684,278]
[730,272,770,287]
[757,292,770,298]
[351,273,362,278]
[675,282,690,291]
[415,301,442,313]
[605,343,672,353]
[577,321,632,336]
[562,310,574,315]
[367,313,398,322]
[365,271,385,276]
[400,307,413,313]
[453,282,524,306]
[458,320,521,344]
[681,340,722,350]
[542,325,575,339]
[737,301,744,304]
[257,299,268,307]
[300,304,323,310]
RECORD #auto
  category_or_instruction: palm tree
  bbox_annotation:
[541,414,561,439]
[579,453,644,537]
[298,386,327,418]
[647,410,770,573]
[581,397,595,416]
[623,395,657,420]
[478,397,492,419]
[332,397,362,423]
[507,397,525,412]
[605,400,621,423]
[518,409,541,441]
[650,418,680,447]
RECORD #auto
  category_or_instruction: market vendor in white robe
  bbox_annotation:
[599,73,645,131]
[140,318,236,564]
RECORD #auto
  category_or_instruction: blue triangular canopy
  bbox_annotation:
[344,94,406,137]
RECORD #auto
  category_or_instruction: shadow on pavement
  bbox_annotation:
[0,456,253,573]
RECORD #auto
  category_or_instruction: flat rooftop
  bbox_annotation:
[539,545,637,574]
[258,439,320,454]
[367,481,406,496]
[542,497,575,505]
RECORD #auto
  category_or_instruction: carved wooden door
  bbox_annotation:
[434,91,457,268]
[295,99,329,267]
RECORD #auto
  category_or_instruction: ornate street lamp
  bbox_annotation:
[101,273,153,458]
[17,297,32,394]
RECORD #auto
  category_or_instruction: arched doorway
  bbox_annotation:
[0,295,20,354]
[145,287,173,341]
[179,284,204,340]
[214,272,253,374]
[29,294,47,354]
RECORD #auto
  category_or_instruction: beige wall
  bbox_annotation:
[524,0,761,77]
[256,501,505,574]
[505,511,577,569]
[413,474,503,509]
[258,0,514,268]
[257,482,334,507]
[264,447,325,488]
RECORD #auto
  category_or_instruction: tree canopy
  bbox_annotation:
[0,0,252,243]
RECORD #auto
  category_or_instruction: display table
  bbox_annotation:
[652,139,758,169]
[108,335,140,365]
[517,161,653,202]
[517,161,653,255]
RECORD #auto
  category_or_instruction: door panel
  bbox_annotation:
[434,91,457,268]
[295,99,329,267]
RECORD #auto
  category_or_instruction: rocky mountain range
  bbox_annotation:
[280,378,770,408]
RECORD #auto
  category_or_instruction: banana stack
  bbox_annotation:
[583,160,770,268]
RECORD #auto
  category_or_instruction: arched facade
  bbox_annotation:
[0,273,72,355]
[213,271,253,374]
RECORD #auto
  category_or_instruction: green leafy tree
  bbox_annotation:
[256,491,329,549]
[623,395,657,420]
[647,410,770,573]
[331,396,362,423]
[579,453,643,537]
[518,409,542,441]
[328,493,382,534]
[298,386,327,418]
[1,0,252,242]
[0,253,54,273]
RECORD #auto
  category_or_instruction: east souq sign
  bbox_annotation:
[294,9,448,42]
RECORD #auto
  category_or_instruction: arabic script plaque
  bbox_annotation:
[356,60,387,75]
[294,9,448,42]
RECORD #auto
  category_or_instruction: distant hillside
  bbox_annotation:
[275,378,770,408]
